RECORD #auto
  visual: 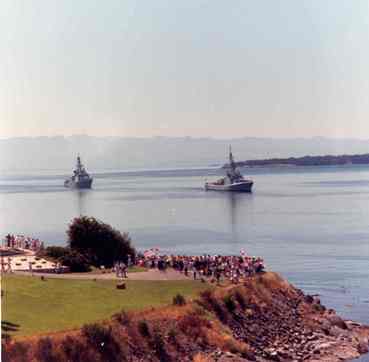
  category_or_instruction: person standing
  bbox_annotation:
[1,257,5,273]
[7,257,12,273]
[122,263,127,278]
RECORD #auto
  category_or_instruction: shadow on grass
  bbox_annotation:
[2,320,20,340]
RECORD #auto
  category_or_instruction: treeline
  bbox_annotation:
[228,153,369,168]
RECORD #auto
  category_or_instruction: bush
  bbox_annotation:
[167,327,177,343]
[42,246,70,260]
[2,341,29,362]
[199,290,227,323]
[234,290,247,310]
[35,337,59,362]
[82,323,121,361]
[178,312,210,341]
[151,328,170,362]
[137,320,150,338]
[68,216,135,268]
[60,336,86,362]
[173,293,186,306]
[59,249,91,272]
[113,309,131,326]
[223,295,236,313]
[82,323,110,346]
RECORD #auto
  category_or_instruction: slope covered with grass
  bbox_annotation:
[2,275,209,337]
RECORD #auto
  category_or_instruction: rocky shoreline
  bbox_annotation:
[208,273,369,362]
[2,272,368,362]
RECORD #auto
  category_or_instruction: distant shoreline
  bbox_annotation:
[224,153,369,168]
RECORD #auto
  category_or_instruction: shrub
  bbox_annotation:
[82,323,110,346]
[60,336,86,362]
[151,328,170,362]
[173,293,186,306]
[137,320,151,338]
[35,337,59,362]
[82,323,121,362]
[234,290,247,310]
[199,290,227,322]
[167,327,177,343]
[224,337,249,356]
[2,341,29,362]
[223,295,236,313]
[59,249,91,272]
[42,246,70,260]
[68,216,136,267]
[113,309,131,326]
[178,312,210,341]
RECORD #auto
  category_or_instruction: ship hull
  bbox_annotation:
[205,181,253,192]
[64,178,93,189]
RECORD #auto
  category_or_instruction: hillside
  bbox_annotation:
[2,272,368,362]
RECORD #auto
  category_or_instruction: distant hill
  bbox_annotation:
[1,135,369,171]
[228,153,369,168]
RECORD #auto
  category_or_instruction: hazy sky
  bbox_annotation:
[1,0,369,139]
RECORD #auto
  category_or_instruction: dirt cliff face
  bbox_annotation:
[2,272,369,362]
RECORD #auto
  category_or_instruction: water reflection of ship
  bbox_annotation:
[227,193,239,242]
[76,190,88,216]
[225,192,253,245]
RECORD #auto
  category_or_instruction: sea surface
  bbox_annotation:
[1,165,369,328]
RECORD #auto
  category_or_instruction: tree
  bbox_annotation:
[67,216,135,267]
[59,249,91,272]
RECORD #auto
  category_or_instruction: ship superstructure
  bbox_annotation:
[205,147,253,192]
[64,156,93,189]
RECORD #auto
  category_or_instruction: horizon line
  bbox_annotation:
[1,134,369,142]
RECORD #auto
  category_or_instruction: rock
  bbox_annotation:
[329,326,343,337]
[307,334,319,341]
[321,320,331,334]
[116,282,126,289]
[358,339,369,354]
[313,297,321,305]
[328,315,348,330]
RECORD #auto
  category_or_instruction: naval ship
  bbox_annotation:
[64,156,93,189]
[205,147,253,192]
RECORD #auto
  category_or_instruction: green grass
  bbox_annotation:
[1,275,209,337]
[128,266,148,273]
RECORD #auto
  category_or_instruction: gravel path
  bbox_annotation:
[14,268,192,281]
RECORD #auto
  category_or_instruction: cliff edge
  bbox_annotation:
[2,272,368,362]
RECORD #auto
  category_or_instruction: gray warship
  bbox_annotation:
[205,147,253,192]
[64,155,93,189]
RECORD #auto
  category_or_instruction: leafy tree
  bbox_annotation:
[67,216,135,267]
[41,246,70,260]
[59,249,91,272]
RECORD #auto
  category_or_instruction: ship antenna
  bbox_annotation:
[229,145,235,169]
[77,154,82,170]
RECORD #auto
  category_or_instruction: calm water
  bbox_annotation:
[1,165,369,326]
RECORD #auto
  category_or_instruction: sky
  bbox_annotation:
[1,0,369,139]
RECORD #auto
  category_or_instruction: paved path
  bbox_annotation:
[14,268,192,281]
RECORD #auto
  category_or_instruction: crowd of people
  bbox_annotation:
[2,234,44,252]
[1,232,265,283]
[136,249,265,284]
[113,261,128,278]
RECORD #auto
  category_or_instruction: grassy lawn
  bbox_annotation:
[1,275,209,337]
